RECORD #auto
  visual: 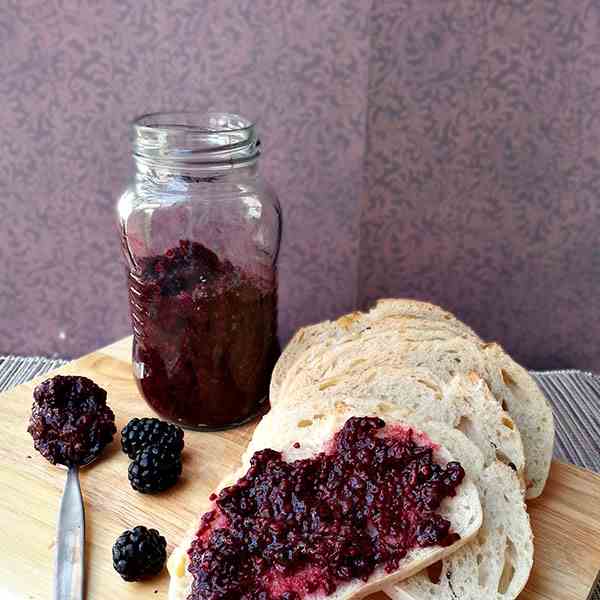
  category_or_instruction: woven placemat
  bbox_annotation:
[531,370,600,474]
[0,355,68,393]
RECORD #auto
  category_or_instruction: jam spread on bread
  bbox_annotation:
[129,240,278,428]
[187,416,465,599]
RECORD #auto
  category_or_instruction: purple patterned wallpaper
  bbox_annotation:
[1,1,599,369]
[0,0,370,358]
[360,0,600,370]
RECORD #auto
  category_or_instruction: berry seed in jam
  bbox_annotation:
[128,240,279,430]
[187,416,465,600]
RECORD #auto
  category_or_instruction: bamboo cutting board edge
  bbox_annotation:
[1,336,599,600]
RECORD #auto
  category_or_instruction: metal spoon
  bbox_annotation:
[54,458,94,600]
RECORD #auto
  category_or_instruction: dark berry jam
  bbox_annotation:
[188,416,465,600]
[129,240,278,429]
[27,375,116,466]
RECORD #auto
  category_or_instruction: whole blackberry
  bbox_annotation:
[128,444,182,493]
[27,375,116,466]
[112,526,166,581]
[121,417,184,459]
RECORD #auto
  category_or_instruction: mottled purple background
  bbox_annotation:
[1,1,599,370]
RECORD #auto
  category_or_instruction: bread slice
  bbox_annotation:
[270,300,479,404]
[277,328,551,498]
[368,299,478,339]
[386,461,533,600]
[277,330,472,403]
[480,343,554,498]
[272,319,476,405]
[264,367,525,486]
[167,409,483,600]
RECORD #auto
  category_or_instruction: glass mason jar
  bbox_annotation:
[117,112,281,430]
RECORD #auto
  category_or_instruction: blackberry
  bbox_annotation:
[27,375,116,466]
[112,526,166,581]
[121,417,184,459]
[128,444,182,493]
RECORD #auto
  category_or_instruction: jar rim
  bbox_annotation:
[133,111,255,134]
[132,111,259,165]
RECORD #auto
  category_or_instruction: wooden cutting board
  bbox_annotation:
[1,337,599,600]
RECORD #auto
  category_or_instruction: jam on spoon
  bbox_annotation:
[28,375,116,466]
[27,375,116,600]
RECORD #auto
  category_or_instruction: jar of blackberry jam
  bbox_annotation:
[117,112,281,429]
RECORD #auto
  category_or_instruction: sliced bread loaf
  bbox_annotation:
[480,343,555,498]
[271,299,480,404]
[277,328,551,498]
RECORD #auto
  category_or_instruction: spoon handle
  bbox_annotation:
[54,465,85,600]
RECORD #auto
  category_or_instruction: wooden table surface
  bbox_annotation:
[1,336,600,600]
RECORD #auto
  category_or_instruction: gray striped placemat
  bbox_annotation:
[531,370,600,474]
[0,355,68,393]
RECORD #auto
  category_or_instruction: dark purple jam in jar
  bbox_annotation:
[119,112,281,429]
[129,240,278,429]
